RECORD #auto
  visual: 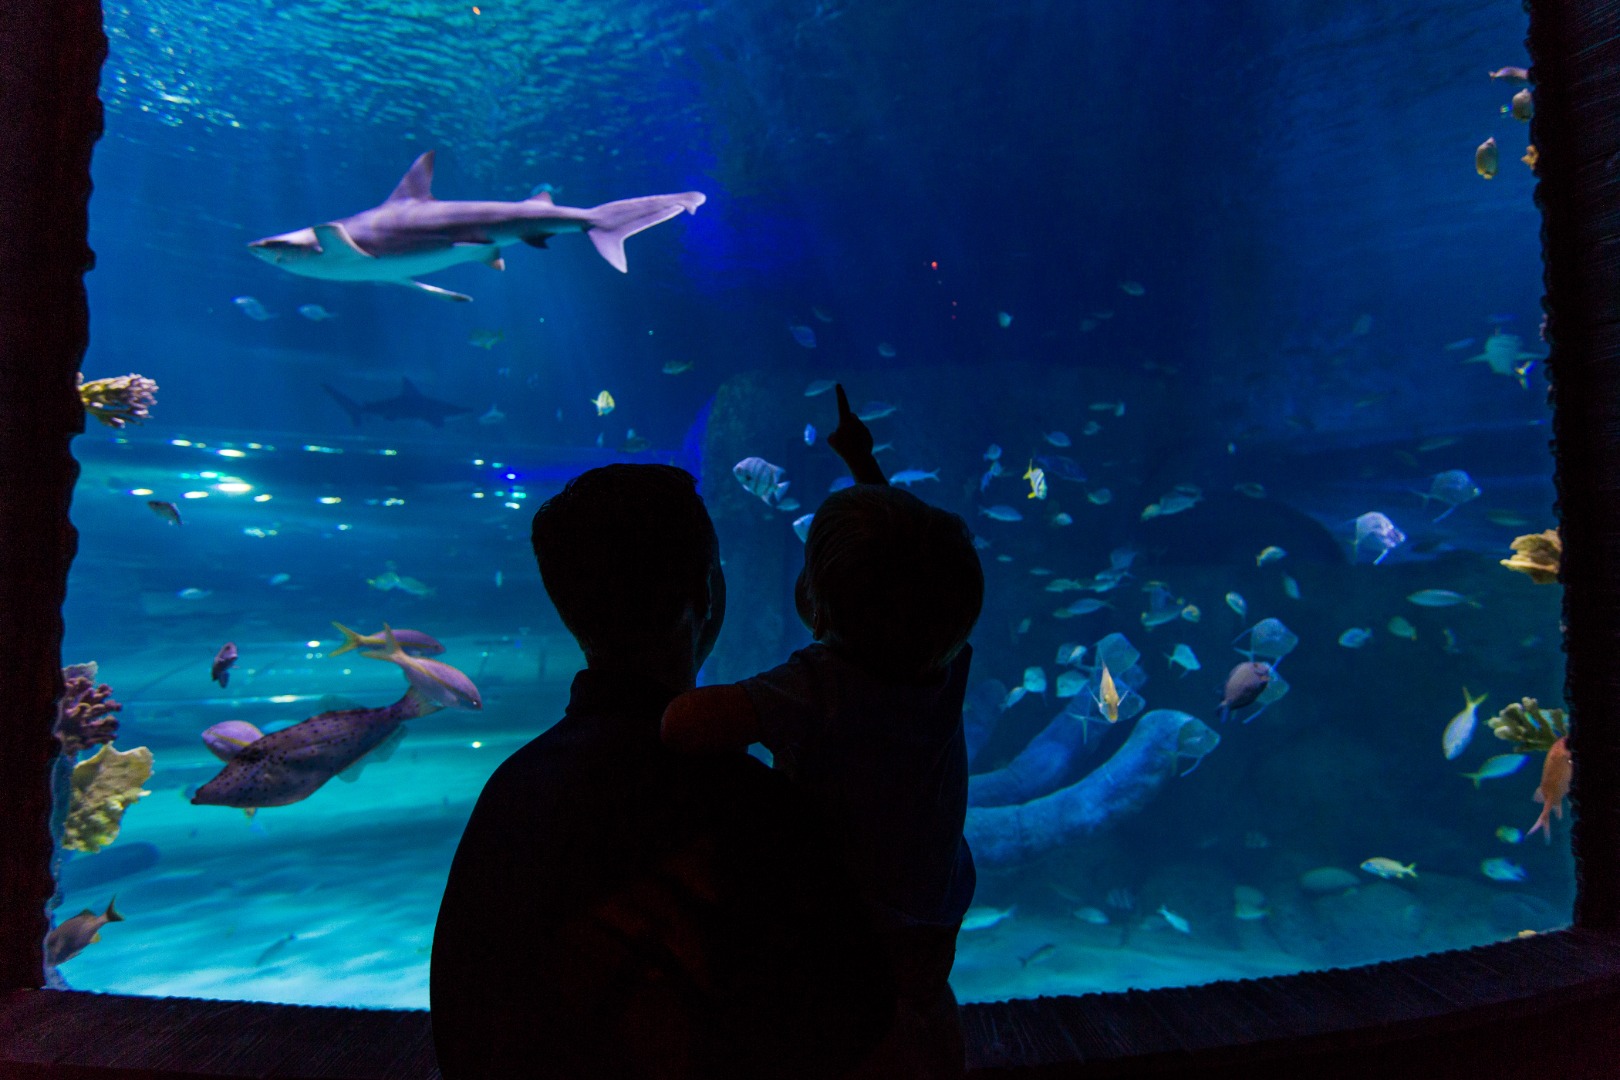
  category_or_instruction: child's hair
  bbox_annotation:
[798,485,983,681]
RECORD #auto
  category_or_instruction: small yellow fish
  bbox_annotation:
[1360,857,1417,880]
[1180,604,1201,623]
[1256,545,1286,567]
[1476,136,1499,179]
[1388,615,1418,641]
[1024,460,1047,500]
[591,390,616,416]
[1522,144,1538,169]
[1095,662,1121,723]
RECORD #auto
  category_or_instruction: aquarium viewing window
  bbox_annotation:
[6,0,1620,1077]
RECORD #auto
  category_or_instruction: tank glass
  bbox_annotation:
[51,0,1568,1006]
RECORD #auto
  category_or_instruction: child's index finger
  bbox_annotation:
[834,383,852,422]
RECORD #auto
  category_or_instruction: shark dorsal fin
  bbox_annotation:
[399,377,423,398]
[387,152,436,203]
[528,190,554,205]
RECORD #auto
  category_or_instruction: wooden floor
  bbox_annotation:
[5,929,1620,1078]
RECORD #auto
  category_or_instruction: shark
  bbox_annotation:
[323,377,474,427]
[248,151,706,301]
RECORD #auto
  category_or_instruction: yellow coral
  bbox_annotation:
[1487,697,1568,754]
[1500,529,1560,584]
[63,744,153,853]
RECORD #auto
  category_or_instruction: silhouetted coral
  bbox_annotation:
[1487,697,1568,754]
[55,662,122,757]
[77,372,158,428]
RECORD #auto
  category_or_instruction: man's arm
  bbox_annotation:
[826,383,888,486]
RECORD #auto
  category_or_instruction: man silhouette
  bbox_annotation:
[431,464,893,1079]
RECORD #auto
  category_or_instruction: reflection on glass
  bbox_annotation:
[51,0,1568,1009]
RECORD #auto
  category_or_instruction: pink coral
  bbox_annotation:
[55,662,122,757]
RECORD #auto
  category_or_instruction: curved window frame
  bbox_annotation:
[4,2,1619,1076]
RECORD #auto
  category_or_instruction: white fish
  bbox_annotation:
[1442,689,1489,760]
[1003,686,1028,709]
[1055,598,1111,618]
[979,505,1023,522]
[1353,512,1406,564]
[804,379,837,397]
[803,423,817,446]
[1055,670,1087,699]
[997,311,1013,328]
[1055,642,1087,666]
[1166,644,1200,674]
[1225,592,1246,618]
[890,469,940,486]
[1044,431,1071,448]
[856,401,898,420]
[732,456,790,505]
[1073,906,1110,925]
[1022,666,1047,695]
[961,905,1015,931]
[177,588,212,600]
[1158,905,1190,934]
[232,296,275,320]
[792,514,814,542]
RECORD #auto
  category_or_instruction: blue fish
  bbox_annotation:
[804,423,817,446]
[232,296,275,321]
[789,324,817,348]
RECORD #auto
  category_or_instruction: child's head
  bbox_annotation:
[797,485,983,681]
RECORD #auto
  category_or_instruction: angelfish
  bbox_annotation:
[191,686,446,811]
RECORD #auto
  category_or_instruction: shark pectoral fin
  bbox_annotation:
[338,761,367,782]
[401,281,473,302]
[311,223,374,261]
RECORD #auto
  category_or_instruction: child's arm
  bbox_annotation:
[826,384,888,486]
[661,685,762,753]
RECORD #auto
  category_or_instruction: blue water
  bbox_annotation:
[56,0,1569,1007]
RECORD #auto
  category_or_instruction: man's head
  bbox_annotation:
[798,484,983,682]
[531,465,723,677]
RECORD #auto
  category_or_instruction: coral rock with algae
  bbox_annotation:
[1500,529,1560,584]
[1487,697,1569,755]
[63,744,153,853]
[77,372,158,429]
[55,662,123,757]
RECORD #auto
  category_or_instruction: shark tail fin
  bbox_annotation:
[322,384,366,427]
[330,622,368,657]
[584,192,706,273]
